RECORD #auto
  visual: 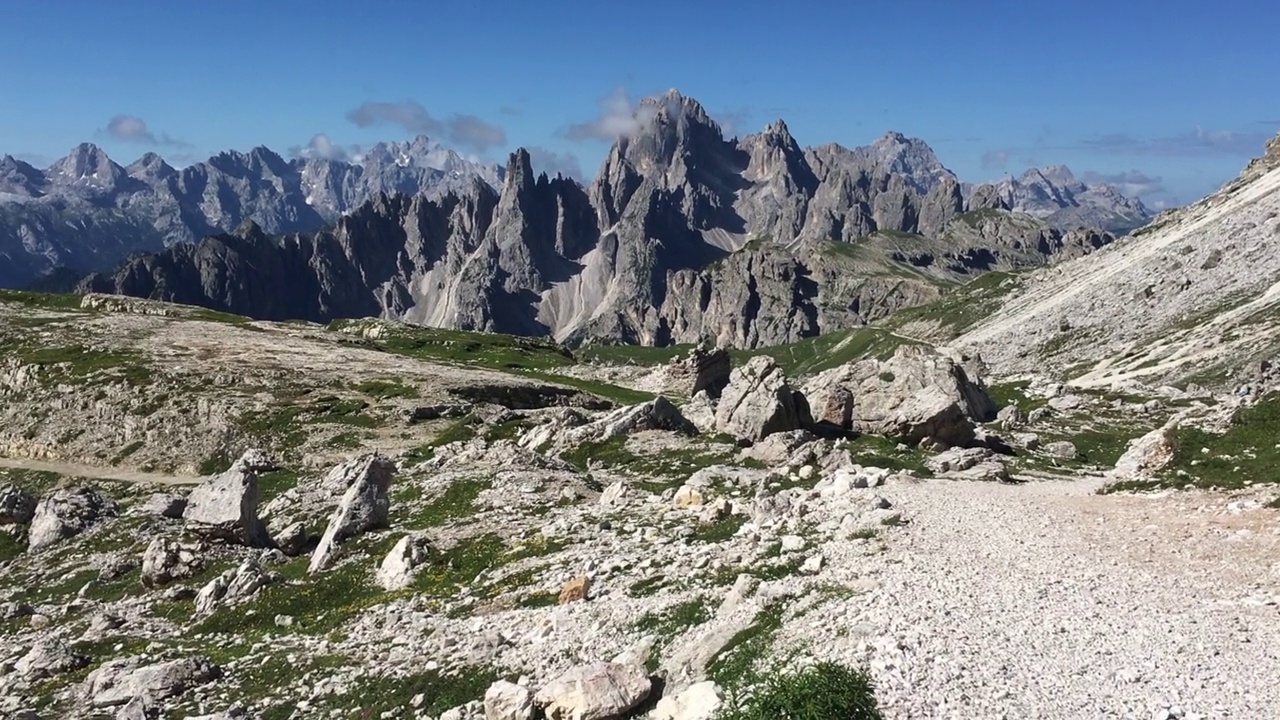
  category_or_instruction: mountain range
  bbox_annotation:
[75,91,1127,348]
[0,137,501,287]
[2,94,1150,293]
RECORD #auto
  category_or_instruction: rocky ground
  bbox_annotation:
[1,292,1278,719]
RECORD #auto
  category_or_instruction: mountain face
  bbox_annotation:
[0,138,501,287]
[967,166,1152,234]
[955,131,1280,387]
[80,91,1116,349]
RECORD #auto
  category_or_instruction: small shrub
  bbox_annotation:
[877,371,895,383]
[718,662,883,720]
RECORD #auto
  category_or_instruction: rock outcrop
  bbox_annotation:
[715,356,808,442]
[375,534,435,591]
[85,656,220,708]
[27,486,119,551]
[15,638,88,680]
[184,455,271,547]
[140,538,204,586]
[193,560,279,615]
[804,345,997,447]
[485,680,535,720]
[0,483,37,525]
[534,661,651,720]
[309,453,397,573]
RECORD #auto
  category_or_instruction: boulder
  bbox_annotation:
[738,429,818,466]
[140,538,204,586]
[927,446,1011,481]
[534,661,651,720]
[0,483,37,525]
[28,486,119,550]
[140,493,187,519]
[193,560,280,615]
[308,453,397,573]
[680,391,718,435]
[996,405,1026,430]
[673,485,705,509]
[184,452,271,547]
[484,680,534,720]
[15,638,88,679]
[1043,440,1078,459]
[802,345,997,448]
[1113,426,1176,478]
[85,656,220,708]
[714,356,808,443]
[557,397,697,450]
[598,482,630,508]
[376,534,435,591]
[558,575,591,604]
[273,522,308,557]
[662,347,731,398]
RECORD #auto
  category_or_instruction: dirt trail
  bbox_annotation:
[0,456,201,486]
[783,474,1280,718]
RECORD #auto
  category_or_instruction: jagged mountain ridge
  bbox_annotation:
[81,91,1116,349]
[1,94,1148,289]
[0,138,502,287]
[972,165,1152,234]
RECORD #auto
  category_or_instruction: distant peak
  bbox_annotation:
[764,119,792,136]
[502,148,535,192]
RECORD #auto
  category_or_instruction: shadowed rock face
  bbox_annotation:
[77,91,1118,348]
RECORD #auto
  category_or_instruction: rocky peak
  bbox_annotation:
[48,143,128,192]
[851,132,955,194]
[0,155,46,196]
[502,148,537,197]
[127,152,176,181]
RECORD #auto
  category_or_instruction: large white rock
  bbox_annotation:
[15,638,87,679]
[375,534,435,591]
[308,453,397,573]
[193,559,279,615]
[534,661,651,720]
[28,486,119,551]
[715,356,807,443]
[184,452,271,547]
[1112,426,1176,478]
[140,538,204,586]
[803,345,997,448]
[653,681,724,720]
[86,656,220,708]
[484,680,534,720]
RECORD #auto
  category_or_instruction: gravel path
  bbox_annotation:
[0,456,201,485]
[788,476,1280,719]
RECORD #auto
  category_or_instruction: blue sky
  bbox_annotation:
[2,0,1277,207]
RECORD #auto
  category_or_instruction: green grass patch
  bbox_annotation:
[718,662,883,720]
[396,477,488,528]
[560,436,745,490]
[312,666,499,718]
[0,342,153,386]
[0,528,25,564]
[192,549,391,636]
[691,514,746,543]
[709,605,786,689]
[878,270,1022,340]
[735,327,917,378]
[0,289,86,311]
[636,597,712,649]
[329,319,574,370]
[110,439,144,465]
[352,378,419,400]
